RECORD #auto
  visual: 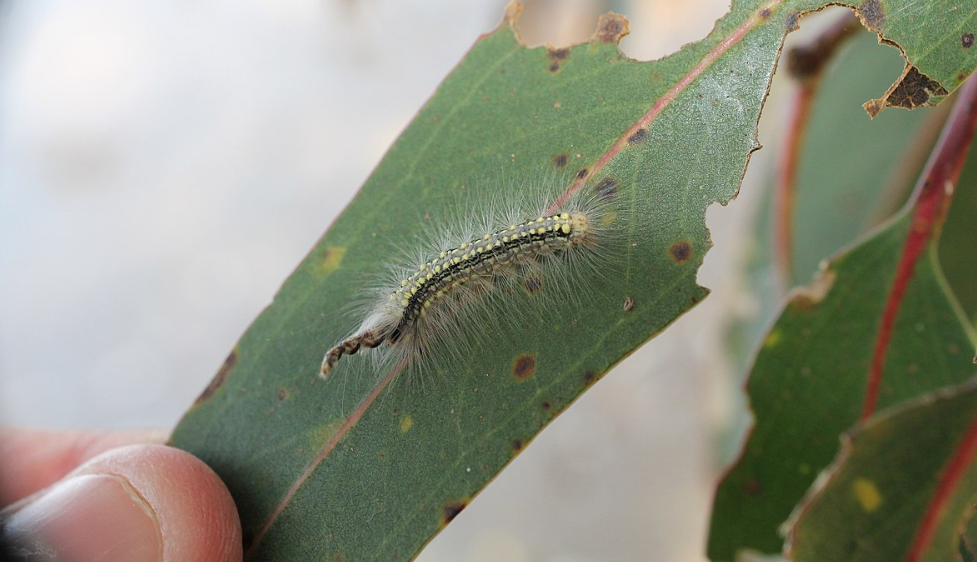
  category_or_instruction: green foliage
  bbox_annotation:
[788,380,977,562]
[708,207,976,559]
[168,1,977,561]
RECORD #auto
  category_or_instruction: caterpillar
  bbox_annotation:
[320,183,612,379]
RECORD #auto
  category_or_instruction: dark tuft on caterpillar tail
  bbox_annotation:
[320,331,386,378]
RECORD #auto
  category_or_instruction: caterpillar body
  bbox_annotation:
[320,187,609,379]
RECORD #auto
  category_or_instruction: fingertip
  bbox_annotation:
[74,444,242,562]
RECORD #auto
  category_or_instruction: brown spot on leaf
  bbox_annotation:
[194,350,237,405]
[511,439,524,452]
[785,12,799,31]
[278,388,286,402]
[548,47,570,60]
[592,13,630,44]
[760,7,771,19]
[627,128,647,144]
[623,296,635,312]
[442,501,467,525]
[576,168,588,179]
[964,33,975,48]
[541,400,552,411]
[745,477,762,496]
[512,354,537,381]
[553,153,569,168]
[864,66,948,117]
[669,240,693,263]
[583,370,600,386]
[547,47,569,72]
[595,177,618,200]
[858,0,885,29]
[887,67,948,107]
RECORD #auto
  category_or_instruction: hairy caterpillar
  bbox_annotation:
[320,181,613,379]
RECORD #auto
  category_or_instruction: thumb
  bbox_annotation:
[0,444,242,562]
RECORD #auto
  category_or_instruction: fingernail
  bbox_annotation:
[1,473,163,562]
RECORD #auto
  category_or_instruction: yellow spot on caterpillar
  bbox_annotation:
[852,478,882,512]
[400,416,413,433]
[529,229,537,235]
[764,330,781,348]
[439,251,447,258]
[561,212,569,219]
[561,224,571,234]
[536,217,544,223]
[401,298,409,307]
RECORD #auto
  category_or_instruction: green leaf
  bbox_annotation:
[708,90,977,561]
[784,29,944,286]
[858,0,977,116]
[709,209,976,560]
[169,2,977,561]
[787,378,977,562]
[940,142,977,323]
[726,21,947,397]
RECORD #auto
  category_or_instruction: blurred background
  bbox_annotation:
[0,0,858,560]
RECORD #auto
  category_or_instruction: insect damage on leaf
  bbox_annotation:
[864,66,950,117]
[592,12,630,44]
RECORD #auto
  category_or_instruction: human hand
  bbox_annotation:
[0,428,242,562]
